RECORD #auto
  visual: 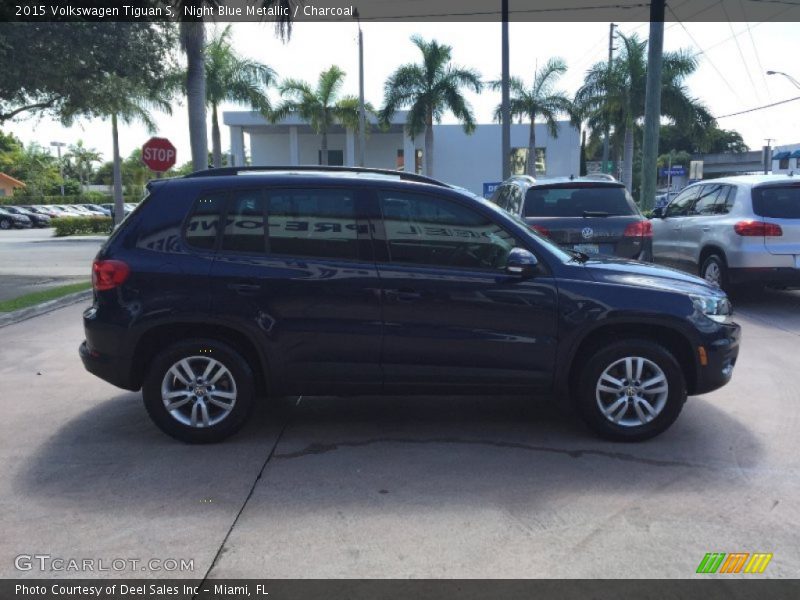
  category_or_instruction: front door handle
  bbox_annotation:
[228,282,261,295]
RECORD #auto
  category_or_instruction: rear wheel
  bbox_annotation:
[576,339,687,441]
[700,253,727,289]
[142,339,255,443]
[0,218,11,230]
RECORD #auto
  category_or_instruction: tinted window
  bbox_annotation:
[524,185,637,217]
[379,191,518,271]
[665,186,700,217]
[692,184,726,215]
[752,185,800,219]
[507,184,523,215]
[491,185,511,210]
[267,188,360,259]
[185,193,226,250]
[222,190,266,253]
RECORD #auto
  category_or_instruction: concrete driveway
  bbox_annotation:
[0,289,798,579]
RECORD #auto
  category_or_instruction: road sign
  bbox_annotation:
[660,166,686,177]
[483,182,502,199]
[142,137,177,172]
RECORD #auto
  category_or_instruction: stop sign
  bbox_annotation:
[142,137,177,172]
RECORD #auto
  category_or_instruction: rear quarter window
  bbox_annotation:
[752,185,800,219]
[524,185,638,217]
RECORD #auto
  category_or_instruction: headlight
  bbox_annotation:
[690,294,732,323]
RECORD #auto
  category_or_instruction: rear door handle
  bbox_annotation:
[385,288,422,302]
[228,282,261,295]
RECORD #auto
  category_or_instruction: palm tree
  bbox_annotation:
[66,140,102,191]
[490,58,571,177]
[177,1,292,172]
[379,36,483,177]
[575,32,709,192]
[275,66,360,166]
[204,25,276,168]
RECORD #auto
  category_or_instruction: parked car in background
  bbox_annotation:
[3,206,51,228]
[80,204,111,216]
[100,203,133,219]
[21,205,60,218]
[0,206,32,229]
[490,176,652,261]
[651,174,800,289]
[80,165,739,444]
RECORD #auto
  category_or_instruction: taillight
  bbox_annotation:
[733,221,783,236]
[623,220,653,237]
[529,224,550,237]
[92,259,130,291]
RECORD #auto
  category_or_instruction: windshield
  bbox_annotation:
[524,185,638,217]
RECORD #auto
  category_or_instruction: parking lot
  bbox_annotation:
[0,228,102,301]
[0,287,798,579]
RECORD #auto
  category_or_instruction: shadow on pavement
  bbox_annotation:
[17,390,760,511]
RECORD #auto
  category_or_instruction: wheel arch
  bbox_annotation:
[699,245,727,272]
[130,321,273,396]
[562,321,698,399]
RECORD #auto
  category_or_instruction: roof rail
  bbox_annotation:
[183,165,448,187]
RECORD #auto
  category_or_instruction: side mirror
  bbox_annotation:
[506,247,538,278]
[652,206,665,218]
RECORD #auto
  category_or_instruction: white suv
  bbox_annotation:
[651,174,800,289]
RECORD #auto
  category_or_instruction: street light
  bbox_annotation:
[766,70,800,90]
[50,141,66,197]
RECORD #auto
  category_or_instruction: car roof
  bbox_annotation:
[686,174,799,187]
[524,176,624,188]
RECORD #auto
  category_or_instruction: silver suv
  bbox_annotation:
[651,175,800,289]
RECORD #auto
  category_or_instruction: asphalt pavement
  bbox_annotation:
[0,289,798,579]
[0,229,104,301]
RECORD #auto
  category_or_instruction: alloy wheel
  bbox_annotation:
[595,356,669,428]
[160,356,237,428]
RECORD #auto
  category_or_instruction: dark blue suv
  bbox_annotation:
[80,166,740,443]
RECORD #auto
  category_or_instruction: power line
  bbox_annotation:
[721,1,761,103]
[715,95,800,118]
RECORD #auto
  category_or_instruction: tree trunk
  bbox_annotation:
[183,21,208,172]
[320,127,328,165]
[527,118,537,177]
[424,110,434,177]
[211,103,222,169]
[111,113,124,227]
[622,125,634,191]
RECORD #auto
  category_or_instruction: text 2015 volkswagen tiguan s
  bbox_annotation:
[80,166,740,443]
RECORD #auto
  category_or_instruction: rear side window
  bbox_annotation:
[185,193,226,250]
[222,190,266,253]
[524,185,637,217]
[752,185,800,219]
[267,188,360,259]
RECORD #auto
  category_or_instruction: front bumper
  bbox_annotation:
[693,321,740,395]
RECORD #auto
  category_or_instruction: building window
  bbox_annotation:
[396,149,404,170]
[0,189,6,197]
[510,147,546,176]
[415,149,423,174]
[318,150,344,166]
[779,158,790,170]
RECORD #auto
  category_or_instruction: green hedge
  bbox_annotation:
[53,217,113,237]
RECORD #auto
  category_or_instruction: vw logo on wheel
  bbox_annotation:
[581,227,594,239]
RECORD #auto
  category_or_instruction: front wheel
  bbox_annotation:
[576,339,687,441]
[142,339,256,443]
[0,218,11,230]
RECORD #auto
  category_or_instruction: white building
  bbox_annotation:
[771,144,800,174]
[223,110,581,197]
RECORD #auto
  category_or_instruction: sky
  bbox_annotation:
[5,20,800,166]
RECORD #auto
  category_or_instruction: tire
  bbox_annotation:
[576,339,687,442]
[142,339,256,443]
[700,253,727,290]
[0,218,11,230]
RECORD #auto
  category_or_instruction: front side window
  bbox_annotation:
[267,188,360,260]
[378,191,518,271]
[665,186,700,217]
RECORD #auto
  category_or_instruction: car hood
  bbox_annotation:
[582,257,725,297]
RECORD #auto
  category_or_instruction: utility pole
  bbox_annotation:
[501,0,511,180]
[50,141,66,197]
[763,138,774,174]
[601,23,616,174]
[355,10,367,167]
[640,0,665,210]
